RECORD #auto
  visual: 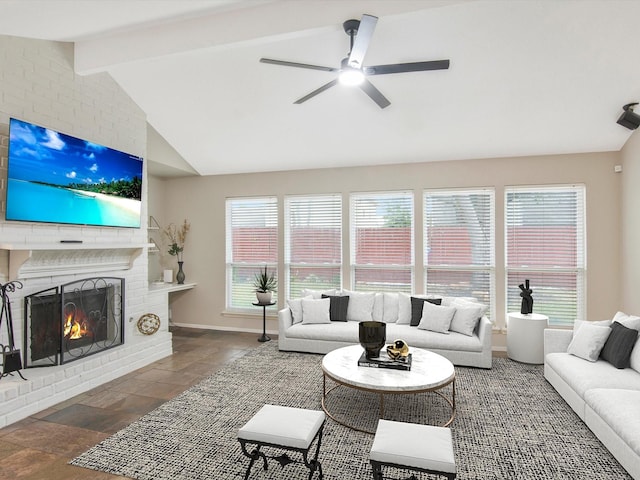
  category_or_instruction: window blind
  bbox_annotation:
[285,194,342,298]
[225,197,278,310]
[505,185,586,327]
[351,191,414,293]
[424,189,495,319]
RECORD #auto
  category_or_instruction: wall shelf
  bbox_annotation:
[0,242,154,280]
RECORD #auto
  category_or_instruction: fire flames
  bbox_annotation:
[63,309,89,340]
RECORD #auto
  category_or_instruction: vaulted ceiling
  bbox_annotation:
[2,0,640,176]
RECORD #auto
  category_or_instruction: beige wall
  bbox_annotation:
[154,151,621,345]
[621,130,640,312]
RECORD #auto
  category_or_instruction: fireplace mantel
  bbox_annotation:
[0,242,153,279]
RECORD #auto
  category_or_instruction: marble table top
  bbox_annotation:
[322,344,455,392]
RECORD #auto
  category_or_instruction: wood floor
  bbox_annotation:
[0,327,262,480]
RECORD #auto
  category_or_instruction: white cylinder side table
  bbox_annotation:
[507,312,549,364]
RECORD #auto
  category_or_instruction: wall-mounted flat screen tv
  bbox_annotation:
[6,118,143,228]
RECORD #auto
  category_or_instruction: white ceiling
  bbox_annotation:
[1,0,640,177]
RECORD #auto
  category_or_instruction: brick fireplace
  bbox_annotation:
[0,243,174,428]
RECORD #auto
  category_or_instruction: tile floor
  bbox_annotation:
[0,328,506,479]
[0,327,262,480]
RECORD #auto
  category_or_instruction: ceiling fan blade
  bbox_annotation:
[365,59,450,75]
[260,58,337,72]
[294,79,339,104]
[360,79,390,109]
[348,14,378,68]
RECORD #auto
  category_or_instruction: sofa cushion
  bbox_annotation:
[417,302,454,333]
[584,388,640,457]
[342,290,376,322]
[614,312,640,373]
[397,293,412,325]
[382,293,399,323]
[545,353,640,397]
[373,293,384,323]
[388,324,483,352]
[567,323,611,362]
[286,321,359,342]
[600,321,638,369]
[410,297,442,326]
[301,288,337,299]
[322,294,349,322]
[301,298,331,324]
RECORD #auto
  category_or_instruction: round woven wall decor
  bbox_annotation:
[137,313,161,335]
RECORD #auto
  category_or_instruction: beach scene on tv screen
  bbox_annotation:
[6,118,143,228]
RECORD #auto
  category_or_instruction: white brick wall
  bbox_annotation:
[0,35,173,427]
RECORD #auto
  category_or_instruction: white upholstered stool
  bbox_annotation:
[370,420,456,480]
[238,404,326,480]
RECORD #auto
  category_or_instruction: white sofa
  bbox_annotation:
[278,291,493,369]
[544,314,640,480]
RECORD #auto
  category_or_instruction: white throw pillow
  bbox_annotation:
[382,292,399,323]
[449,305,483,336]
[397,292,412,325]
[613,311,640,330]
[567,323,612,362]
[301,297,331,324]
[572,319,612,338]
[451,298,488,317]
[301,288,337,299]
[417,302,456,334]
[287,295,313,324]
[342,290,376,322]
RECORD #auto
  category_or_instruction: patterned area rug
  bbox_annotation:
[71,342,631,479]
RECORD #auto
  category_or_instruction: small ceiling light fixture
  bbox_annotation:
[338,57,365,86]
[617,102,640,130]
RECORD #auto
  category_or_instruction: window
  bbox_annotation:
[285,194,342,298]
[424,189,495,319]
[505,185,586,327]
[225,197,278,310]
[350,191,414,292]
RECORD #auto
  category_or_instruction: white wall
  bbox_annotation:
[621,130,640,312]
[154,150,622,348]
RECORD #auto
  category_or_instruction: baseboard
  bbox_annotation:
[170,321,278,336]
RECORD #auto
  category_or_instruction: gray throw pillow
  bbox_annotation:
[322,294,349,322]
[600,321,639,369]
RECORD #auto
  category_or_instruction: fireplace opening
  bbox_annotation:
[24,277,124,367]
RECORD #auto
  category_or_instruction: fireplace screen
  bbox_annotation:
[24,277,124,367]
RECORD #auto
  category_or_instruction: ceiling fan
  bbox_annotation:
[260,14,450,109]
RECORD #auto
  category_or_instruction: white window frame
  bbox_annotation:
[284,194,342,299]
[504,185,586,327]
[225,196,278,312]
[350,191,414,293]
[423,188,495,320]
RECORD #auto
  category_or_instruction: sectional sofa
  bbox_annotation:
[278,289,493,369]
[544,312,640,480]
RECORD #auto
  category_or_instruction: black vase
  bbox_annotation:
[359,321,387,359]
[176,261,185,285]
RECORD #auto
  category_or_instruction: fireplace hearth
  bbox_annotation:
[24,277,124,367]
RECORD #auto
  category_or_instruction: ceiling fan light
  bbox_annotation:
[338,68,365,86]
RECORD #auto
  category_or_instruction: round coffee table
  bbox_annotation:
[321,344,456,434]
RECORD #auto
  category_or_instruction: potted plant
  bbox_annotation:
[253,265,277,304]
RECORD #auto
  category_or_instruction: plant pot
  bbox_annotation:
[359,321,387,359]
[256,291,273,304]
